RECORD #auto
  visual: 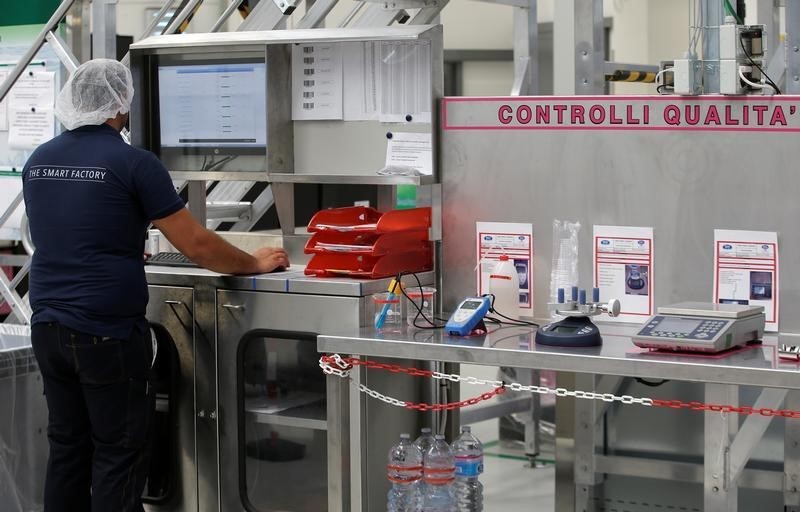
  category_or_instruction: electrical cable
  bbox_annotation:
[738,66,770,91]
[635,378,670,388]
[739,35,781,94]
[395,271,447,330]
[482,294,540,328]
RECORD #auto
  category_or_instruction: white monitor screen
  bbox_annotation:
[158,61,267,150]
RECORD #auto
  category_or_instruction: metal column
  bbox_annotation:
[91,0,117,59]
[66,0,91,64]
[786,0,800,93]
[704,384,739,512]
[326,373,351,512]
[574,373,601,512]
[701,0,724,93]
[512,0,537,95]
[554,0,604,95]
[555,372,577,512]
[786,391,800,510]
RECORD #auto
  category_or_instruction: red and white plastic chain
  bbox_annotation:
[319,354,800,419]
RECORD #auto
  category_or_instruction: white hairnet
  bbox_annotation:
[55,58,134,130]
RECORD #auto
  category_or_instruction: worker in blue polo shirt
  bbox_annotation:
[22,59,289,512]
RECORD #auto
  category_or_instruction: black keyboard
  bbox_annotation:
[146,252,198,268]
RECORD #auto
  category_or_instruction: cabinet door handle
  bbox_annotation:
[221,304,246,311]
[164,300,184,306]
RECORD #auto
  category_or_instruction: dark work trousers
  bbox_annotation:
[31,322,155,512]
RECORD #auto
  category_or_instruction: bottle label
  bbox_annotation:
[454,459,483,477]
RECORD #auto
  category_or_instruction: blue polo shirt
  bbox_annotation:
[22,123,185,339]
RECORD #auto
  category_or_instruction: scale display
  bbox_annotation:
[632,302,765,353]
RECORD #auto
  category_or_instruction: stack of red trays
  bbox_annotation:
[304,206,432,279]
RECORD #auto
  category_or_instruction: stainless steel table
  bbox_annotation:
[318,323,800,512]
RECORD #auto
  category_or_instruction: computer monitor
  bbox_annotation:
[156,58,267,154]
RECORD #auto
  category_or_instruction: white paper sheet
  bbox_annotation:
[476,222,534,315]
[376,41,432,123]
[0,71,7,131]
[342,42,378,121]
[381,132,432,176]
[8,106,54,150]
[9,71,55,109]
[593,225,654,323]
[713,229,779,331]
[292,43,343,120]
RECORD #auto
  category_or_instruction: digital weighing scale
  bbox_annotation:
[632,302,765,353]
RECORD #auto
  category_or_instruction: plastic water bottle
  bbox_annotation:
[422,435,456,512]
[387,434,423,512]
[488,254,520,320]
[452,426,484,511]
[414,427,435,463]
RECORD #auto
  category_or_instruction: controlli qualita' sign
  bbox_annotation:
[442,96,800,132]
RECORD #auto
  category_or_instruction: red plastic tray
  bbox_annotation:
[307,206,382,232]
[307,206,431,233]
[304,248,432,279]
[304,230,429,256]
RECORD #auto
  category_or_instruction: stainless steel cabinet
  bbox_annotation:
[144,285,197,512]
[216,290,361,512]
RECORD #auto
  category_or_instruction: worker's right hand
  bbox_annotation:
[252,247,290,273]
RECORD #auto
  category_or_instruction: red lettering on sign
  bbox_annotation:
[517,105,532,124]
[685,105,700,125]
[609,105,623,124]
[571,105,586,124]
[625,105,639,125]
[770,106,788,126]
[498,105,513,124]
[554,105,567,124]
[704,105,721,125]
[643,105,650,124]
[664,105,681,125]
[589,105,605,124]
[753,105,768,125]
[724,105,739,125]
[536,105,550,124]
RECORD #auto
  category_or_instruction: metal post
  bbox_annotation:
[164,0,204,35]
[66,0,91,64]
[46,31,80,73]
[296,0,340,29]
[786,0,800,93]
[574,373,600,511]
[210,0,242,32]
[701,0,724,93]
[271,182,295,236]
[786,391,800,510]
[555,372,576,512]
[187,181,208,226]
[91,0,117,59]
[511,0,537,95]
[704,383,739,512]
[327,373,351,512]
[574,0,604,94]
[554,0,603,95]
